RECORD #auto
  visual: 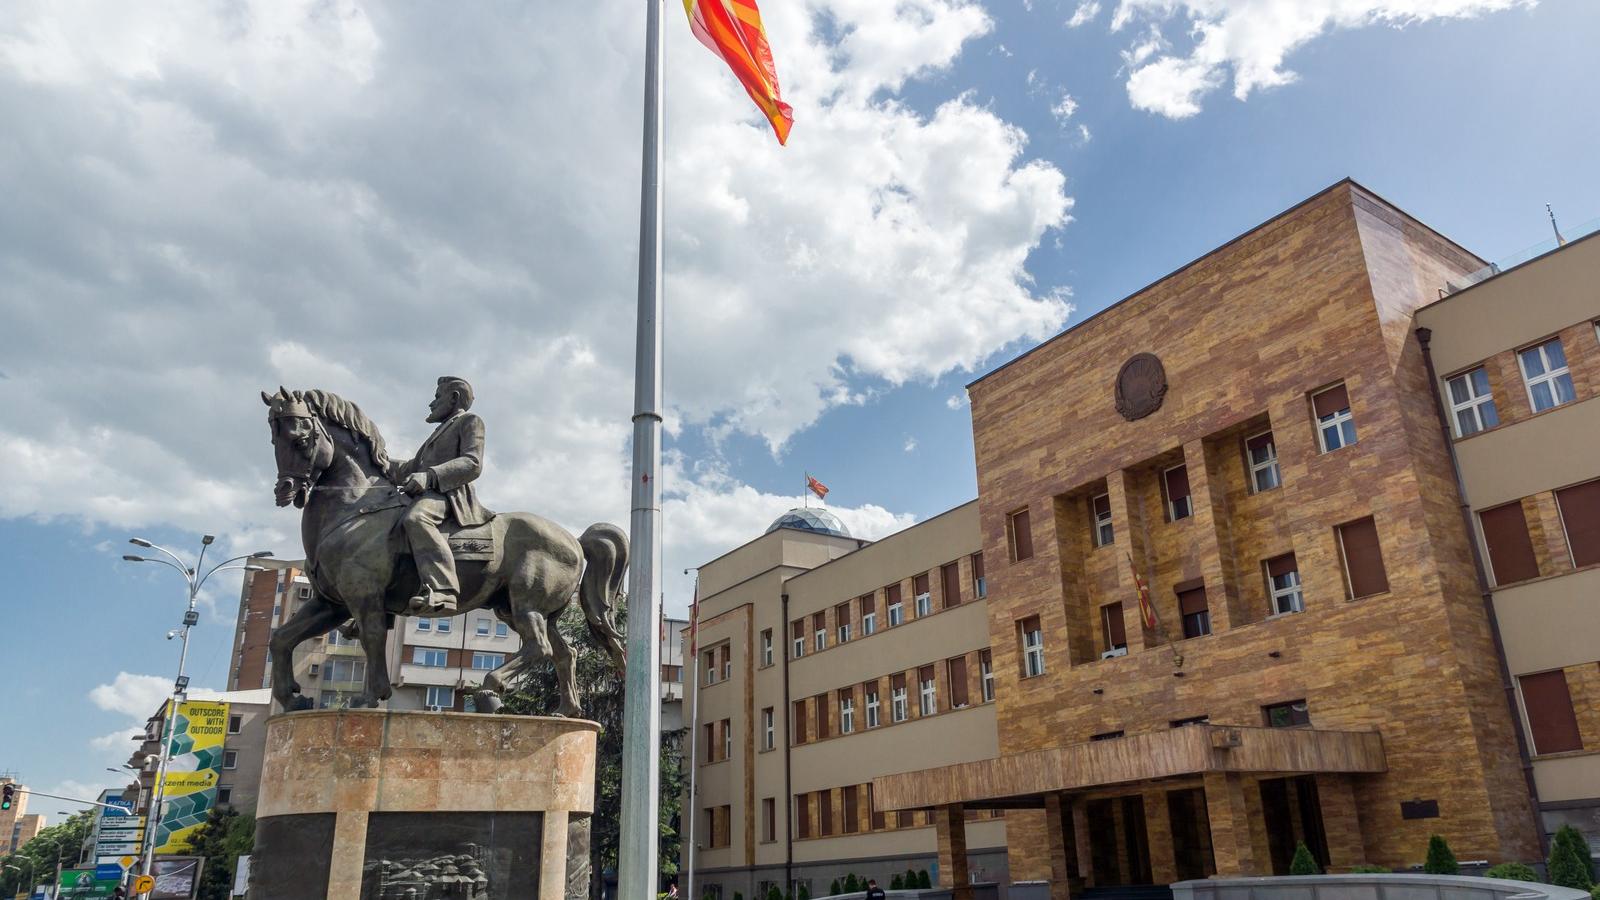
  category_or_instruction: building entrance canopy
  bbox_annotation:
[872,725,1385,811]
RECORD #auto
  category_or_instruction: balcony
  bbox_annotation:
[397,663,459,687]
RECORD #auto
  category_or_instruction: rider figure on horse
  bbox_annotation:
[386,375,490,616]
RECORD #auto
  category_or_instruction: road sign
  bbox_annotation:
[92,841,142,855]
[93,865,122,881]
[133,875,155,893]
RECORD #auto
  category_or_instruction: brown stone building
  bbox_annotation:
[874,180,1545,892]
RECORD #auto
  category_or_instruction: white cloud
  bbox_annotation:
[91,727,146,752]
[41,779,122,812]
[1109,0,1535,118]
[903,436,919,452]
[945,393,966,409]
[1067,1,1103,27]
[0,0,1072,609]
[88,673,173,718]
[1051,91,1079,126]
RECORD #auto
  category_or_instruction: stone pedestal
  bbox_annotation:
[253,709,598,900]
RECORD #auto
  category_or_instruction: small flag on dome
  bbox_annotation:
[805,473,829,501]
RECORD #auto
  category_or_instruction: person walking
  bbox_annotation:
[865,878,887,899]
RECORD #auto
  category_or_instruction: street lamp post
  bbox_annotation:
[121,535,272,900]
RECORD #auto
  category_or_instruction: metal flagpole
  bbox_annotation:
[683,595,701,900]
[619,0,666,895]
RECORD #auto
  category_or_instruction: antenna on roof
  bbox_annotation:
[1548,204,1567,247]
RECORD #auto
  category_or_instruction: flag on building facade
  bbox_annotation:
[806,473,829,501]
[1128,554,1158,631]
[683,0,795,144]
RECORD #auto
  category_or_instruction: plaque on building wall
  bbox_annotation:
[1114,353,1168,421]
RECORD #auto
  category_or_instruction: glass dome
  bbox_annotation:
[765,507,852,538]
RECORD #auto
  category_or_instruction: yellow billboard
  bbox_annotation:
[154,700,229,854]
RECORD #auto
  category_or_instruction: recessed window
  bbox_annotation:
[472,652,504,671]
[941,561,962,609]
[494,620,508,638]
[971,552,988,598]
[1480,502,1541,585]
[424,686,454,709]
[792,700,807,745]
[918,665,937,716]
[723,718,732,760]
[1263,699,1310,728]
[1519,338,1576,413]
[890,674,909,723]
[1177,582,1210,638]
[222,750,238,770]
[762,798,776,843]
[791,620,805,658]
[1265,554,1303,615]
[1164,464,1193,521]
[814,693,829,740]
[227,715,243,735]
[1008,507,1035,562]
[762,707,774,750]
[760,629,773,667]
[1091,493,1114,547]
[914,573,932,617]
[947,655,969,709]
[887,584,904,627]
[703,650,718,685]
[416,617,431,632]
[813,613,826,652]
[818,790,835,837]
[476,617,491,636]
[413,648,447,668]
[1090,730,1124,741]
[720,644,731,681]
[835,603,852,644]
[1312,383,1358,452]
[865,684,881,728]
[1555,479,1600,568]
[795,795,811,839]
[1019,616,1045,677]
[1171,715,1209,728]
[1337,517,1389,599]
[1245,431,1281,492]
[979,650,995,702]
[860,594,877,635]
[842,785,860,834]
[1447,367,1499,437]
[840,689,855,734]
[1519,670,1583,754]
[1100,603,1127,655]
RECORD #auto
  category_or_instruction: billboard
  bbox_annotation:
[154,700,229,854]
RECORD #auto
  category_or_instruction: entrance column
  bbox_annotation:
[1045,794,1080,900]
[1313,774,1366,871]
[935,804,973,900]
[1142,788,1178,885]
[1072,797,1097,889]
[1202,773,1264,877]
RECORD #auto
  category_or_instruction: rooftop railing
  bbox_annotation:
[1444,215,1600,295]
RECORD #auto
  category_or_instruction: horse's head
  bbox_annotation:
[262,387,334,508]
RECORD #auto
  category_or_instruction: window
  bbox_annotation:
[703,650,718,685]
[1313,383,1357,452]
[941,562,962,609]
[839,689,855,734]
[1171,715,1210,728]
[890,674,909,723]
[476,617,491,636]
[227,714,243,735]
[947,656,969,708]
[327,628,358,647]
[472,652,505,670]
[416,617,431,632]
[435,617,451,633]
[1101,603,1127,654]
[272,603,281,621]
[819,790,835,837]
[760,629,773,667]
[792,700,807,745]
[795,795,811,839]
[972,553,987,598]
[1337,517,1389,598]
[835,603,851,644]
[865,685,881,728]
[868,784,887,830]
[1092,493,1114,547]
[762,798,776,843]
[814,693,829,740]
[1447,367,1500,436]
[918,665,937,716]
[914,573,932,617]
[1008,507,1035,561]
[1263,699,1310,728]
[1090,730,1124,741]
[842,785,860,834]
[1519,670,1583,754]
[703,723,718,763]
[222,750,238,770]
[217,785,233,806]
[495,620,508,637]
[298,585,312,600]
[762,707,775,750]
[1246,431,1281,492]
[813,613,827,652]
[1556,480,1600,568]
[719,644,731,682]
[1480,502,1541,585]
[1019,616,1045,677]
[791,620,805,658]
[425,686,455,709]
[897,810,915,828]
[979,650,994,702]
[887,584,904,627]
[859,594,877,635]
[723,718,732,760]
[327,658,366,682]
[1177,582,1210,638]
[1265,554,1303,615]
[1519,338,1576,413]
[661,665,682,683]
[413,648,447,668]
[1164,464,1193,521]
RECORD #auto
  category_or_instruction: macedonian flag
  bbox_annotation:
[684,0,794,144]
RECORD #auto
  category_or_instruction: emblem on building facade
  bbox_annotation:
[1114,352,1168,421]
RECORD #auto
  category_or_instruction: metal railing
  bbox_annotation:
[1444,216,1600,295]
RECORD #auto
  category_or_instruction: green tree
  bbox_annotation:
[798,883,811,900]
[767,886,783,900]
[1484,863,1539,883]
[917,869,931,889]
[502,606,687,897]
[1423,835,1459,876]
[844,873,860,892]
[905,868,918,889]
[1548,825,1596,890]
[0,810,94,897]
[1290,842,1321,876]
[831,878,842,896]
[186,808,256,900]
[890,874,904,889]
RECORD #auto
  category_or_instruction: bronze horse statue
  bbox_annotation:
[261,387,627,715]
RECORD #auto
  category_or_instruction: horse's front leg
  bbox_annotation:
[351,602,393,708]
[270,597,348,712]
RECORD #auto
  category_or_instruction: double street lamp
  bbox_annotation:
[121,535,272,898]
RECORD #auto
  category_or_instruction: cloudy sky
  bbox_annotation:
[2,0,1597,813]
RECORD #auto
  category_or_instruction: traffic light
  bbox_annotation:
[1,783,14,810]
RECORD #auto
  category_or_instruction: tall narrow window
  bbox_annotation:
[1019,616,1045,677]
[814,692,830,740]
[1447,367,1499,436]
[1519,338,1576,413]
[865,683,881,728]
[886,584,904,626]
[1164,464,1193,521]
[1008,508,1035,561]
[890,674,909,722]
[1101,602,1127,654]
[979,650,995,702]
[813,612,826,652]
[1313,383,1358,452]
[835,603,852,643]
[762,798,776,843]
[948,655,969,708]
[1245,431,1281,492]
[918,665,937,716]
[839,688,855,734]
[868,783,887,830]
[1092,493,1114,547]
[1337,517,1389,598]
[971,552,988,598]
[723,718,732,761]
[704,650,717,685]
[703,723,717,763]
[791,620,805,658]
[792,699,807,745]
[860,594,877,635]
[795,795,811,839]
[1555,479,1600,568]
[818,790,835,837]
[842,785,860,834]
[1519,670,1583,754]
[941,561,962,608]
[1265,554,1303,615]
[760,629,773,667]
[719,644,731,682]
[1176,582,1210,638]
[914,573,932,616]
[762,707,774,750]
[1480,502,1541,585]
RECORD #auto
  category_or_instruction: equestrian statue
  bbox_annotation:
[261,378,628,716]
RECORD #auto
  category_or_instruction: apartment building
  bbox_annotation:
[1,776,42,853]
[1415,228,1600,850]
[385,609,523,711]
[125,689,272,816]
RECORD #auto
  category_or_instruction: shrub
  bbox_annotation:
[768,888,783,900]
[1424,835,1460,875]
[1346,864,1390,874]
[917,869,932,889]
[735,893,744,900]
[830,880,841,896]
[1549,825,1596,890]
[1290,842,1322,875]
[1485,863,1540,883]
[1589,885,1599,900]
[906,869,919,889]
[890,874,904,890]
[798,885,811,900]
[844,874,860,893]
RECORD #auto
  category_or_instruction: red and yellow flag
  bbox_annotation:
[1128,554,1159,631]
[684,0,794,144]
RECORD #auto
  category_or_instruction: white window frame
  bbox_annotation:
[974,575,988,598]
[472,652,505,671]
[862,609,877,635]
[1519,338,1576,413]
[1314,387,1357,452]
[1023,625,1045,678]
[1164,464,1193,521]
[413,648,447,668]
[1268,566,1304,616]
[915,592,932,617]
[1446,367,1499,437]
[328,659,366,682]
[891,685,909,723]
[704,651,717,685]
[217,786,233,806]
[1092,493,1114,547]
[887,599,904,627]
[416,617,431,632]
[494,620,508,637]
[722,654,731,681]
[761,631,774,667]
[476,617,491,636]
[435,617,452,634]
[980,654,995,702]
[227,714,243,735]
[724,723,732,761]
[840,697,855,734]
[814,627,826,652]
[1246,432,1281,493]
[763,708,775,750]
[222,750,238,770]
[837,622,851,644]
[919,675,937,716]
[865,689,881,728]
[425,686,454,709]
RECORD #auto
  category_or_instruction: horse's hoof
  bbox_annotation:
[291,696,314,711]
[475,692,504,714]
[555,703,582,719]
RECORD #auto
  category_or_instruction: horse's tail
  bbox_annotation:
[578,522,629,673]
